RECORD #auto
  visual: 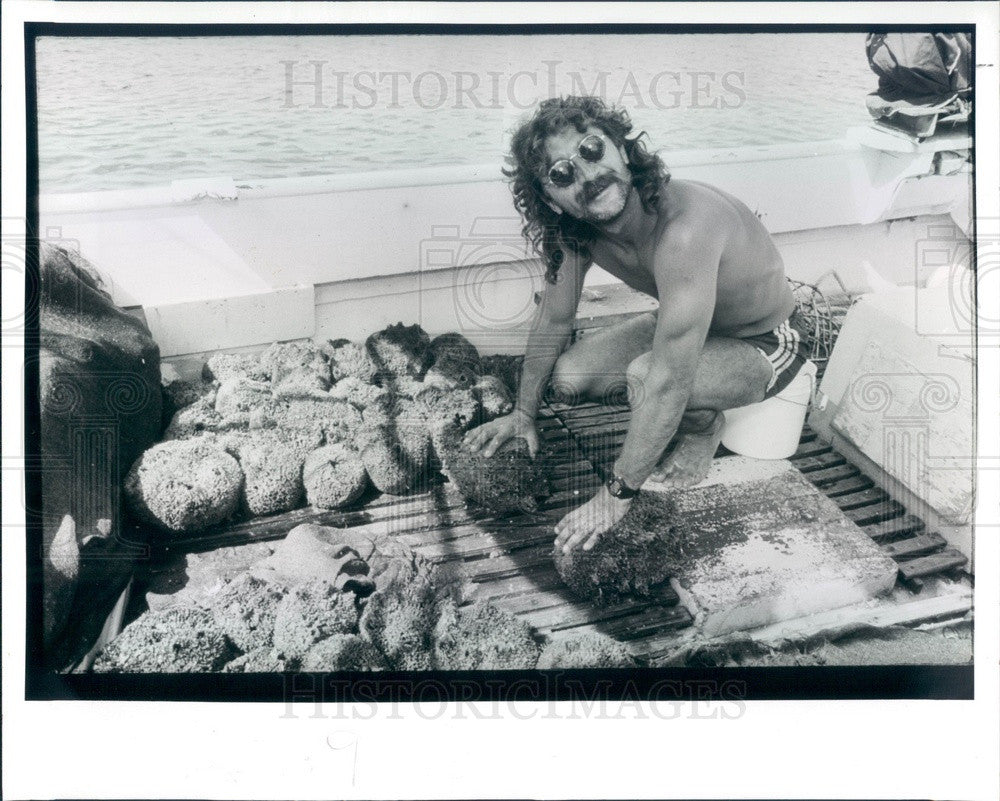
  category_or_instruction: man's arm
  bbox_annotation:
[464,247,588,457]
[553,212,728,553]
[611,215,723,488]
[515,250,588,417]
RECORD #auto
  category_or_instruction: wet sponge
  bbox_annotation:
[203,352,268,384]
[424,332,481,389]
[412,386,481,433]
[359,578,438,671]
[221,429,320,517]
[432,600,540,670]
[162,396,240,441]
[214,378,277,424]
[94,606,235,673]
[260,341,330,385]
[553,491,680,604]
[274,368,331,397]
[536,633,637,668]
[300,633,388,672]
[124,438,243,533]
[433,420,548,514]
[472,374,514,422]
[322,339,379,384]
[223,647,298,673]
[303,444,369,509]
[479,354,523,397]
[264,397,363,444]
[208,573,289,652]
[360,397,434,494]
[328,375,390,410]
[365,322,432,380]
[272,580,360,660]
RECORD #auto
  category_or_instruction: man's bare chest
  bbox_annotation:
[589,240,659,297]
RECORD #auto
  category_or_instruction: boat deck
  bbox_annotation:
[150,395,969,665]
[137,286,969,664]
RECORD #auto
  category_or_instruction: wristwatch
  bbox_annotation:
[606,473,639,499]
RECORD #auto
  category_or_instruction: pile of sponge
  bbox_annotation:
[97,576,634,672]
[95,522,632,673]
[125,324,546,536]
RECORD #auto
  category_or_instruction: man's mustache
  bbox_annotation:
[581,175,620,202]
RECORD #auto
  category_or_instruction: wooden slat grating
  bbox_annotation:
[443,406,695,648]
[549,403,967,591]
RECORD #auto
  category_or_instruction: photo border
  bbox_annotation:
[21,19,979,704]
[5,4,998,800]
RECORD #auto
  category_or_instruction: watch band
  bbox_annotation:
[606,473,639,499]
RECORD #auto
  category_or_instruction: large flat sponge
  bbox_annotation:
[645,457,899,637]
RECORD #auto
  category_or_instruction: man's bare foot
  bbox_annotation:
[649,411,725,488]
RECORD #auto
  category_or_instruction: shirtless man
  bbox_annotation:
[464,96,808,553]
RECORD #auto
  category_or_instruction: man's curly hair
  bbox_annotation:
[503,96,669,284]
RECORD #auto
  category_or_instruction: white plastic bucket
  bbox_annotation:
[721,360,817,459]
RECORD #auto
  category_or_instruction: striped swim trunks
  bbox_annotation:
[741,309,811,399]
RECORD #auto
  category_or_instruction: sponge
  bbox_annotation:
[124,438,243,533]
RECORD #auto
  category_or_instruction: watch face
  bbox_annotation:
[608,475,636,498]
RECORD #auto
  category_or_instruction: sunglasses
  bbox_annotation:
[543,133,607,188]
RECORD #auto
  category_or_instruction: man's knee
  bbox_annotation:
[548,353,592,405]
[625,351,651,384]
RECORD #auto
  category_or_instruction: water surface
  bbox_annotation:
[36,33,877,193]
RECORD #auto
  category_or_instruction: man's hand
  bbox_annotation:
[554,485,631,553]
[463,408,540,459]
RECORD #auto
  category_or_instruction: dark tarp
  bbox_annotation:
[865,33,972,137]
[39,244,163,668]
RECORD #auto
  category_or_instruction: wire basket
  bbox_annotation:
[788,273,857,369]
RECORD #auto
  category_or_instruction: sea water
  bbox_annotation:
[36,33,877,194]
